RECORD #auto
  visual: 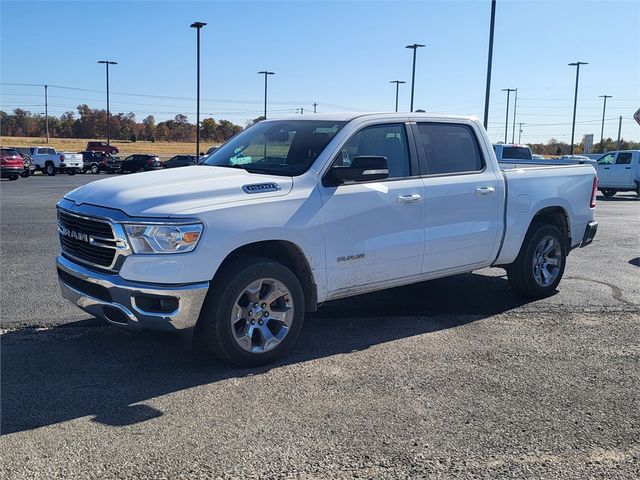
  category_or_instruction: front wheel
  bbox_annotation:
[198,257,305,366]
[601,189,617,197]
[9,175,19,181]
[20,171,30,178]
[90,164,100,174]
[507,223,566,298]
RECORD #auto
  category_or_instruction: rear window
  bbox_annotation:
[1,149,19,156]
[416,123,485,175]
[502,146,532,160]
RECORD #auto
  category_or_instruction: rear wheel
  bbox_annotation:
[9,175,19,181]
[67,169,76,176]
[45,162,56,176]
[90,164,99,174]
[20,171,30,178]
[601,189,617,197]
[507,223,566,298]
[198,257,305,366]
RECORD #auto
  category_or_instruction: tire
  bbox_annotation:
[90,164,100,174]
[45,162,56,176]
[601,189,617,197]
[20,171,30,178]
[67,169,76,176]
[198,256,305,367]
[507,223,566,298]
[137,167,145,173]
[110,149,117,155]
[9,175,19,181]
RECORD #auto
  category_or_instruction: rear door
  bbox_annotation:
[414,122,501,273]
[609,152,633,188]
[320,122,425,294]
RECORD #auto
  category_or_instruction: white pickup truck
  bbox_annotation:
[56,113,598,366]
[31,147,83,175]
[596,150,640,197]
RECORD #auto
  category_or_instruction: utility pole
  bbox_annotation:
[518,122,523,144]
[44,85,49,144]
[511,88,518,143]
[405,43,425,112]
[97,60,117,152]
[389,80,406,112]
[296,107,304,115]
[190,21,206,158]
[483,0,497,129]
[501,88,515,143]
[257,71,275,119]
[617,116,622,148]
[598,94,612,152]
[313,102,317,113]
[568,61,588,155]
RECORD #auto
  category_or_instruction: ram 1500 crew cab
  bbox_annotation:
[596,150,640,197]
[56,113,599,366]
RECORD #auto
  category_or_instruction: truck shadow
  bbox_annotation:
[1,272,534,435]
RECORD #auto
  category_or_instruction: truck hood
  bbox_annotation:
[65,166,293,217]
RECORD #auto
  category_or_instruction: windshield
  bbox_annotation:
[204,120,346,176]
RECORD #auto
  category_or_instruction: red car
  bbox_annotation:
[1,148,25,180]
[86,141,119,155]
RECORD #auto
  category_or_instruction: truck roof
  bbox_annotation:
[264,112,480,123]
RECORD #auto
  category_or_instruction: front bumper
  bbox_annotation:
[56,255,209,331]
[580,221,598,247]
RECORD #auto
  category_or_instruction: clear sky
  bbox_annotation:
[1,0,639,144]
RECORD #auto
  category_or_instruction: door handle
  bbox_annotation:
[475,186,496,196]
[604,167,610,169]
[397,194,421,203]
[625,167,631,169]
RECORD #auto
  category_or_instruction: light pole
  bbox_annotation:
[518,123,523,144]
[405,43,425,112]
[97,60,117,151]
[44,85,49,144]
[483,0,497,129]
[511,88,518,143]
[389,80,406,112]
[313,102,317,113]
[568,61,588,155]
[190,21,206,158]
[257,71,275,119]
[598,94,612,152]
[501,88,515,143]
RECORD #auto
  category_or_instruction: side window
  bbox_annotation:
[615,153,632,165]
[598,153,615,165]
[417,123,484,175]
[336,123,410,178]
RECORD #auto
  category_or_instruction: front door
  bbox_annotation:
[414,122,501,273]
[320,123,425,294]
[609,152,633,188]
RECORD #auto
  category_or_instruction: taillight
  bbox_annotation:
[59,155,64,161]
[146,159,153,164]
[590,176,598,208]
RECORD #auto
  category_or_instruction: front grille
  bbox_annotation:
[57,268,112,302]
[58,210,116,268]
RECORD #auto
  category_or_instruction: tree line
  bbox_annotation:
[0,106,246,143]
[528,137,639,156]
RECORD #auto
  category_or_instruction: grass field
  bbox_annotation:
[0,137,219,159]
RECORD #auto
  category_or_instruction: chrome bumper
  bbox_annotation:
[56,255,209,331]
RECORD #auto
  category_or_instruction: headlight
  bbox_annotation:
[124,223,203,254]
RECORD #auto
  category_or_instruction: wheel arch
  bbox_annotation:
[529,206,570,251]
[213,240,318,312]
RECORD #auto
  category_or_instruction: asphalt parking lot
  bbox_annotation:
[1,174,639,479]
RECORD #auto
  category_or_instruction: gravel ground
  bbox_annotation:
[1,174,639,479]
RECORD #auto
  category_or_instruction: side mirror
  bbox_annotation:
[326,155,389,186]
